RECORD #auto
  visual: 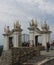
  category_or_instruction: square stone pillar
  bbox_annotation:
[13,32,19,47]
[3,34,9,50]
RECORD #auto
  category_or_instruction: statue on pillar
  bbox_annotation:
[4,26,10,34]
[41,20,49,31]
[29,19,38,28]
[14,20,21,30]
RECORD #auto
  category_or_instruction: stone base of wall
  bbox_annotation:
[0,46,44,65]
[0,50,12,65]
[12,47,41,65]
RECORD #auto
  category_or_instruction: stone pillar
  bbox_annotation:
[13,21,22,47]
[41,21,52,49]
[42,33,51,49]
[3,26,10,50]
[29,31,34,47]
[42,34,47,48]
[13,32,19,47]
[3,34,9,50]
[28,19,38,47]
[46,33,50,42]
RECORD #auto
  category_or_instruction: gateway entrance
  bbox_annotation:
[35,36,38,46]
[9,37,13,49]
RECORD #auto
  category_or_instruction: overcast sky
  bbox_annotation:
[0,0,54,45]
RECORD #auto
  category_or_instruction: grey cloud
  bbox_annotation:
[0,0,54,45]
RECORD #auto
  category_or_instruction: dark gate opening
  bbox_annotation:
[9,37,13,49]
[35,36,38,46]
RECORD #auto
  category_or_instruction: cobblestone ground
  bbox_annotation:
[40,50,54,65]
[25,55,46,63]
[23,50,54,65]
[40,50,54,57]
[41,59,54,65]
[23,55,47,65]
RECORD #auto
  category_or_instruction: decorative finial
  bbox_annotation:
[44,20,47,25]
[14,23,16,29]
[29,19,35,26]
[14,20,21,30]
[29,19,38,28]
[4,25,10,34]
[6,26,10,33]
[16,20,19,28]
[4,25,7,33]
[47,25,49,30]
[34,19,37,27]
[41,20,50,31]
[31,19,34,26]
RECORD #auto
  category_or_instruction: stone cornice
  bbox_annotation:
[41,31,52,34]
[3,33,10,36]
